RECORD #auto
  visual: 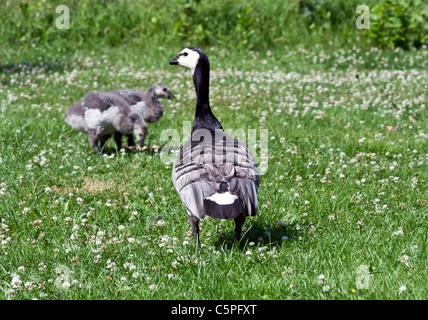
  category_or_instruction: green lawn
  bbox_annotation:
[0,45,427,299]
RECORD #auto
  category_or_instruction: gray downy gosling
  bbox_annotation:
[65,91,148,154]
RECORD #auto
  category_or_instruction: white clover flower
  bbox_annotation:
[24,281,33,290]
[398,285,407,295]
[11,274,22,288]
[155,219,166,227]
[106,260,116,270]
[393,227,404,236]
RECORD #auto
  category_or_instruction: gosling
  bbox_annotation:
[66,91,148,154]
[65,83,174,154]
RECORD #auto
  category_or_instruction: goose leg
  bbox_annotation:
[188,215,200,246]
[126,134,135,147]
[234,212,246,240]
[114,132,123,150]
[100,134,112,151]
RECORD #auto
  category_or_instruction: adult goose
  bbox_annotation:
[169,47,260,244]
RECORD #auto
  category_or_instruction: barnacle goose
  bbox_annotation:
[169,47,260,244]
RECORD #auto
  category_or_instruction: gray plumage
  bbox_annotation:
[169,47,260,245]
[113,83,174,123]
[173,130,260,220]
[65,83,174,154]
[66,90,147,154]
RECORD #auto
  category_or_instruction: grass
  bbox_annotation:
[0,43,427,300]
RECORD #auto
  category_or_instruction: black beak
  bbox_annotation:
[169,56,179,65]
[138,139,145,147]
[168,92,175,99]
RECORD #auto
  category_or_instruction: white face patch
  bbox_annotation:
[176,48,200,74]
[155,87,164,95]
[134,123,147,144]
[206,192,239,205]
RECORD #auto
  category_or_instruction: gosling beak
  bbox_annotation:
[169,56,179,65]
[138,139,145,147]
[168,92,175,100]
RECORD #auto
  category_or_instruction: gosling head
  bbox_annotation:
[129,113,147,147]
[169,47,207,75]
[148,83,175,100]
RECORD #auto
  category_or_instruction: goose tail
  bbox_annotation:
[203,182,243,219]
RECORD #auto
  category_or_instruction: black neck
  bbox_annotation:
[192,58,223,133]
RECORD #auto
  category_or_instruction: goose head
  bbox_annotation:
[169,47,206,75]
[148,83,175,100]
[129,113,147,147]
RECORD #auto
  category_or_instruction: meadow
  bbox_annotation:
[0,0,427,300]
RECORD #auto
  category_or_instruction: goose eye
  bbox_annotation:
[163,88,167,92]
[183,52,188,56]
